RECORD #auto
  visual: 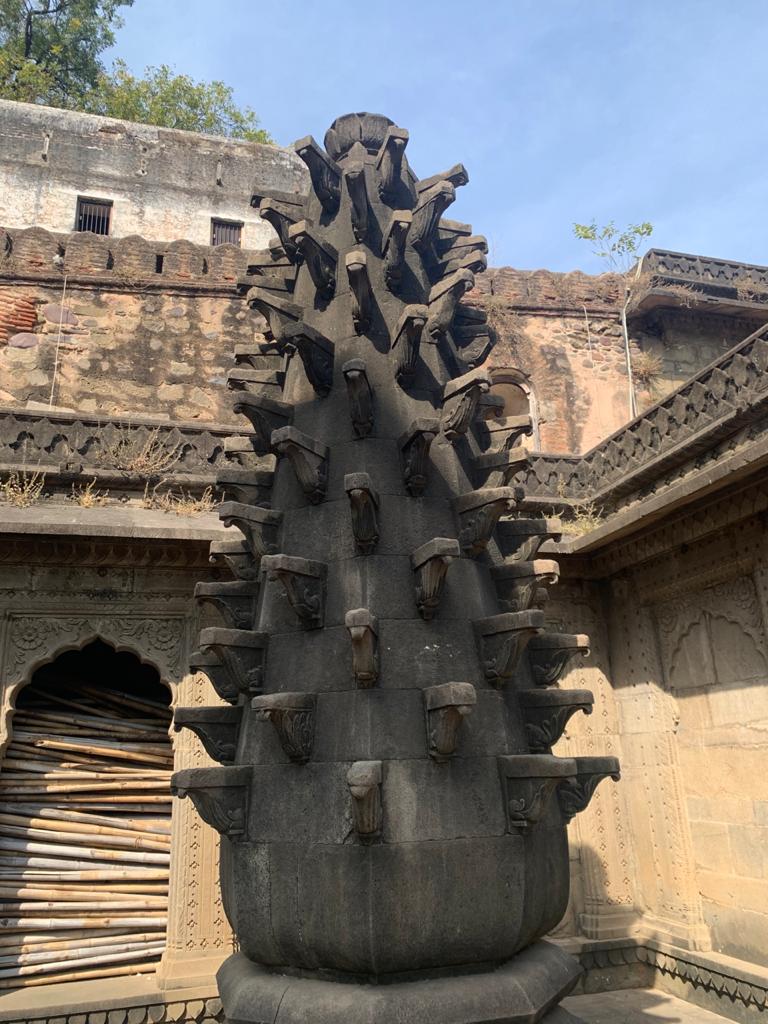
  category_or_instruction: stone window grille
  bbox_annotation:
[75,196,112,235]
[211,218,243,247]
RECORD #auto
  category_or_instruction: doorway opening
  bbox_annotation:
[0,639,173,989]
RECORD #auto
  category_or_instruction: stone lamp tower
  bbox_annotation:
[172,112,620,1024]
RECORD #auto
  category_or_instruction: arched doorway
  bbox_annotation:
[488,369,539,446]
[0,640,173,989]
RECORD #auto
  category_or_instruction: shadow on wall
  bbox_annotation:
[553,842,642,944]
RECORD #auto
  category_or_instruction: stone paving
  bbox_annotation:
[564,988,736,1024]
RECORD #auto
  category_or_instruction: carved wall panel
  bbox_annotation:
[653,574,767,691]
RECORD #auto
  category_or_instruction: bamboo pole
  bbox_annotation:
[0,928,153,949]
[0,914,167,928]
[0,812,171,844]
[0,838,170,863]
[0,958,158,988]
[0,936,164,966]
[1,674,174,987]
[0,942,166,978]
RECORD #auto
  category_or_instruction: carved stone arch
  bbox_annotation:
[489,367,540,445]
[0,612,188,756]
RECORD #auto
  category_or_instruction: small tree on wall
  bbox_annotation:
[573,220,654,419]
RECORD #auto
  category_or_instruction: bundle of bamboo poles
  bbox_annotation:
[0,677,173,988]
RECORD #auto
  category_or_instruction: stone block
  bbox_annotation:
[690,820,732,874]
[728,824,768,879]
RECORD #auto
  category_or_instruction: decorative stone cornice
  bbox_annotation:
[516,323,768,521]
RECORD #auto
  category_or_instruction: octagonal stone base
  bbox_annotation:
[218,941,583,1024]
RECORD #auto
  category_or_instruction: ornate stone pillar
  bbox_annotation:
[158,667,234,989]
[550,581,639,941]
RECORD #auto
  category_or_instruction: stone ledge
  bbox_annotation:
[556,937,768,1024]
[0,972,221,1024]
[0,503,227,542]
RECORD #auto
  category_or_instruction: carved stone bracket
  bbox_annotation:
[399,418,439,496]
[474,445,530,488]
[392,304,428,386]
[283,321,335,396]
[416,163,469,194]
[527,633,591,687]
[411,537,460,620]
[427,268,475,343]
[261,553,327,630]
[345,250,374,334]
[557,756,621,824]
[497,755,577,831]
[189,649,240,706]
[193,580,259,631]
[293,136,341,214]
[218,501,282,561]
[342,359,374,438]
[258,198,302,263]
[440,247,487,280]
[209,538,259,582]
[440,369,491,441]
[345,608,379,688]
[171,765,251,841]
[424,682,476,761]
[383,210,412,290]
[479,415,533,454]
[216,467,274,507]
[453,487,518,557]
[411,181,455,254]
[376,126,409,201]
[271,425,329,504]
[345,163,370,242]
[251,692,316,763]
[288,221,338,301]
[173,706,242,765]
[474,611,545,687]
[491,559,560,613]
[518,689,595,753]
[346,760,383,842]
[344,473,380,554]
[227,365,284,397]
[198,627,268,699]
[495,517,563,562]
[232,392,293,449]
[245,286,302,342]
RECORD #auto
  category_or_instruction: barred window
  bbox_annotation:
[75,197,112,235]
[211,219,242,247]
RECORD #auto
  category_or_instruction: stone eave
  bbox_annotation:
[549,435,768,573]
[0,503,226,544]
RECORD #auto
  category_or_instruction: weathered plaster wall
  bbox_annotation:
[0,99,306,249]
[471,269,752,455]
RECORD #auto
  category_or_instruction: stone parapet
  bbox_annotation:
[515,322,768,515]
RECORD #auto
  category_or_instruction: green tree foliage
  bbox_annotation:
[0,0,130,107]
[0,0,271,141]
[92,60,271,142]
[573,220,653,273]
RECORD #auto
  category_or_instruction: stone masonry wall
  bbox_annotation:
[470,269,752,455]
[0,229,270,420]
[0,99,307,249]
[0,224,753,450]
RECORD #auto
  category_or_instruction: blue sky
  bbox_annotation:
[109,0,768,273]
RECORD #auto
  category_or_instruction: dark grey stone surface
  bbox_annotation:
[218,942,583,1024]
[171,111,619,1023]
